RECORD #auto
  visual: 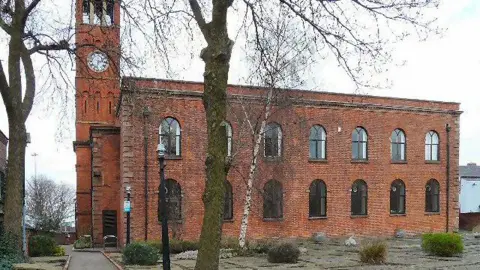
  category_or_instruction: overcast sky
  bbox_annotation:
[0,0,479,188]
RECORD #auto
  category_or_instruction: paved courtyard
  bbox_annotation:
[108,233,480,269]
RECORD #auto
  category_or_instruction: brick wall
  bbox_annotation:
[460,213,480,231]
[119,79,461,243]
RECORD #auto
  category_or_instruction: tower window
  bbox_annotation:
[96,101,100,113]
[84,100,87,114]
[109,101,112,114]
[83,0,114,26]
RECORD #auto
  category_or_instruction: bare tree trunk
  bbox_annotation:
[193,1,233,268]
[238,87,274,249]
[3,120,27,244]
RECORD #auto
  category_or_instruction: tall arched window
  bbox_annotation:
[264,123,282,158]
[391,129,406,161]
[309,180,327,217]
[263,180,283,219]
[351,180,368,216]
[224,181,233,220]
[163,179,182,221]
[425,179,440,213]
[159,117,181,156]
[425,131,439,161]
[221,121,233,157]
[352,127,368,160]
[390,179,406,214]
[0,171,4,200]
[309,125,326,160]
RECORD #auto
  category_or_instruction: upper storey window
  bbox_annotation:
[83,0,114,26]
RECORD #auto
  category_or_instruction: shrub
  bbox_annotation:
[221,237,240,250]
[123,242,159,265]
[267,242,300,264]
[54,246,66,256]
[359,241,387,264]
[422,233,464,257]
[74,235,92,249]
[28,235,57,257]
[146,239,198,254]
[249,239,276,254]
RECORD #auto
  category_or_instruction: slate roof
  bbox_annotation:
[460,163,480,178]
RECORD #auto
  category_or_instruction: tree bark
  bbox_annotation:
[238,87,274,249]
[194,1,233,268]
[3,120,27,244]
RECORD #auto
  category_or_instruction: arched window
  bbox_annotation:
[391,129,406,161]
[224,181,233,220]
[425,131,439,161]
[425,179,440,213]
[352,127,368,160]
[390,180,406,214]
[309,125,326,160]
[351,180,367,216]
[264,123,282,158]
[159,117,181,156]
[309,180,327,217]
[221,121,233,157]
[263,180,283,219]
[163,179,182,221]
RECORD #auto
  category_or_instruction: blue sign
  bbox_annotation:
[124,201,131,213]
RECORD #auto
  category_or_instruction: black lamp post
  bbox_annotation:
[157,143,171,270]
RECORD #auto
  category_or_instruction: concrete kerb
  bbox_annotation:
[101,251,123,270]
[63,255,72,270]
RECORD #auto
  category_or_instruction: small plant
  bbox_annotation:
[74,235,92,249]
[421,233,464,257]
[267,242,300,264]
[123,242,159,265]
[221,236,240,250]
[359,240,387,264]
[28,235,57,257]
[54,246,66,256]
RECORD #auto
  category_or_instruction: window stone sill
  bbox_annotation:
[308,216,327,220]
[351,159,369,164]
[308,159,327,163]
[350,215,368,218]
[223,219,234,223]
[263,218,284,222]
[165,156,182,160]
[425,160,440,164]
[391,160,407,164]
[425,212,441,216]
[390,213,406,217]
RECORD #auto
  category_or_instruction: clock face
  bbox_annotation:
[87,51,109,72]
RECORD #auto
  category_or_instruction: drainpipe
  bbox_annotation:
[446,123,451,232]
[143,107,151,241]
[90,138,94,245]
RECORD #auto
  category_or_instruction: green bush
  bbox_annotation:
[146,239,198,254]
[221,237,240,250]
[359,241,387,264]
[0,233,24,270]
[28,235,57,257]
[123,242,159,265]
[74,235,92,249]
[267,242,300,264]
[422,233,464,257]
[54,246,66,256]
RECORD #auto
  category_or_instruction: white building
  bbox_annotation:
[459,163,480,230]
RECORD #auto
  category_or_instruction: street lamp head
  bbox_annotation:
[157,143,166,158]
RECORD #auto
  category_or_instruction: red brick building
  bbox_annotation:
[73,0,462,246]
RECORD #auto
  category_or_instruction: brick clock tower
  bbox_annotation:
[73,0,123,246]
